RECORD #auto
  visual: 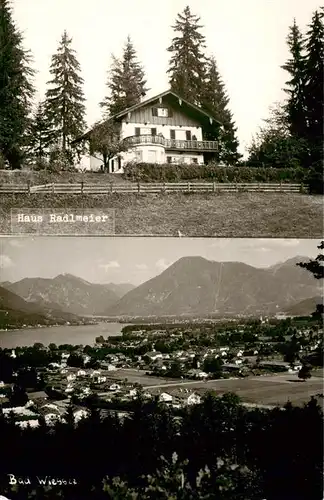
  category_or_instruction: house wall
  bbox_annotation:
[125,103,201,128]
[121,122,203,141]
[82,102,206,173]
[90,155,104,171]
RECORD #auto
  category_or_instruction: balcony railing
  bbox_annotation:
[124,135,218,151]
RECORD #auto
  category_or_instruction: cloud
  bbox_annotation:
[0,255,14,269]
[155,258,172,272]
[135,263,148,270]
[99,261,120,271]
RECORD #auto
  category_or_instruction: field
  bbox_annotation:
[109,369,323,407]
[0,191,322,237]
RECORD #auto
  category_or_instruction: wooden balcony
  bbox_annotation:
[124,135,218,152]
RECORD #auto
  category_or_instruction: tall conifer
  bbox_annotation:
[167,6,207,105]
[0,0,34,168]
[281,20,308,142]
[304,10,324,167]
[201,56,240,164]
[45,30,86,164]
[100,36,148,117]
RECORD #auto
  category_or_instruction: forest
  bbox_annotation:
[0,392,323,499]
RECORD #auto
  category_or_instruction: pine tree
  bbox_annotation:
[44,30,86,166]
[167,6,207,105]
[281,20,308,142]
[247,102,308,168]
[201,56,241,164]
[303,10,324,168]
[100,36,148,117]
[0,0,34,169]
[26,101,55,167]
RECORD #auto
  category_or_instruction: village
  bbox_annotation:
[0,319,322,429]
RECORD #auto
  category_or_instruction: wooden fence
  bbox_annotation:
[0,182,307,195]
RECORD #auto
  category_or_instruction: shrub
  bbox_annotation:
[123,162,308,184]
[307,162,324,194]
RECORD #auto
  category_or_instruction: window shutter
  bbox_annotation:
[170,129,176,139]
[151,128,157,136]
[152,108,158,117]
[186,130,191,140]
[168,108,173,117]
[135,127,140,136]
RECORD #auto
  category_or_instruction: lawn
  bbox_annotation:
[0,191,322,237]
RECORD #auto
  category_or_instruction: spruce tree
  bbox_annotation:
[201,56,241,164]
[281,20,308,142]
[44,30,86,165]
[167,6,207,105]
[26,101,55,167]
[0,0,34,169]
[100,36,148,117]
[303,10,324,167]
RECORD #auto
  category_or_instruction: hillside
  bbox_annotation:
[0,286,80,328]
[2,274,133,316]
[104,256,320,317]
[0,193,322,238]
[284,296,323,316]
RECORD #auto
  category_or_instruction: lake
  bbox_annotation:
[0,322,131,349]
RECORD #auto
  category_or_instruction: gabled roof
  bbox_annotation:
[111,89,222,125]
[72,89,221,144]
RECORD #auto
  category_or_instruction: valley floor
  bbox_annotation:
[0,192,322,236]
[108,368,323,407]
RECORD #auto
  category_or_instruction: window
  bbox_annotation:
[157,107,169,117]
[135,127,140,136]
[140,128,151,135]
[147,150,157,162]
[166,156,172,164]
[135,150,142,161]
[152,107,173,117]
[170,129,176,140]
[192,158,198,164]
[186,130,192,140]
[151,128,157,136]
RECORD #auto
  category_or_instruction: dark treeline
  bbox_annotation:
[0,393,323,499]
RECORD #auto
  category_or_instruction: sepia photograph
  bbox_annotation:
[0,0,323,237]
[0,0,323,498]
[0,236,323,497]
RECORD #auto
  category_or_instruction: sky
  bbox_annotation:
[0,237,319,286]
[12,0,321,157]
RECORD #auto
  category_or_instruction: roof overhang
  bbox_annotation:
[72,89,222,145]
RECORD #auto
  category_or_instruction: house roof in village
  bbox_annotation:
[72,89,222,143]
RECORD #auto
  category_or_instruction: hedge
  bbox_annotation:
[123,162,308,183]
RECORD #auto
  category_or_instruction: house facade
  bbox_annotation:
[76,90,221,173]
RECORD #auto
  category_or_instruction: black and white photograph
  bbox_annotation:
[0,0,323,498]
[0,0,322,237]
[0,236,323,498]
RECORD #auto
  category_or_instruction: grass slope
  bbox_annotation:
[0,192,322,237]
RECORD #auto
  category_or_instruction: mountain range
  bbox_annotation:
[103,256,321,317]
[0,257,321,320]
[2,274,135,316]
